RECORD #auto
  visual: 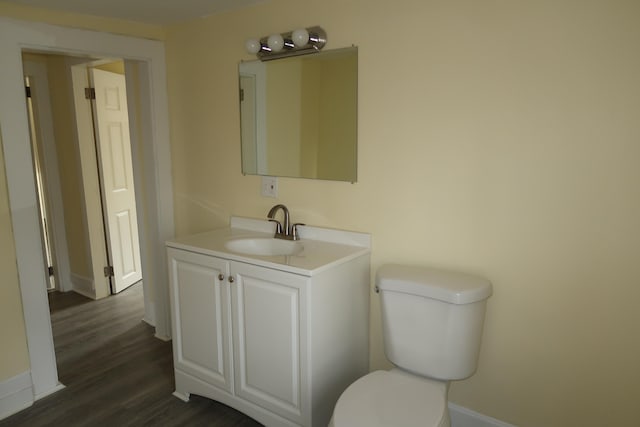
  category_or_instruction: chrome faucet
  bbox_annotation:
[267,204,304,240]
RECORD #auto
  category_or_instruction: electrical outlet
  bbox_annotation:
[261,176,278,198]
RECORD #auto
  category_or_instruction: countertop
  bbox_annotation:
[166,217,371,276]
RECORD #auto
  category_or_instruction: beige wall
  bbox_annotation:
[0,1,165,40]
[165,1,640,426]
[94,60,125,75]
[3,1,639,425]
[0,134,31,380]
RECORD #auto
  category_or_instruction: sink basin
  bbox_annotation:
[225,237,303,256]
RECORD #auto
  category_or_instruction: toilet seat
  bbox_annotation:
[332,370,449,427]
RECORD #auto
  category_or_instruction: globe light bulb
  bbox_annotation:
[245,38,261,54]
[291,28,310,47]
[267,34,285,52]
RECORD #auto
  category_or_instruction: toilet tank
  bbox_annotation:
[377,264,492,381]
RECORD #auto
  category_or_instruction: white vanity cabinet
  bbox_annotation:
[167,219,370,427]
[167,249,233,394]
[230,261,308,423]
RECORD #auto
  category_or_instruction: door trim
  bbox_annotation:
[0,18,175,399]
[70,63,111,299]
[22,58,73,293]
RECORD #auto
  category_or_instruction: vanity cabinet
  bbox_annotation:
[166,222,370,427]
[168,249,232,393]
[231,261,308,422]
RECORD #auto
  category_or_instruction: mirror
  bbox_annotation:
[239,47,357,182]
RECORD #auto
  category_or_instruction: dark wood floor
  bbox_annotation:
[1,283,262,427]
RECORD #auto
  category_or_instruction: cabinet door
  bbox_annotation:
[230,261,309,424]
[168,248,232,393]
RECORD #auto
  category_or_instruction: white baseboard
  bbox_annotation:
[71,273,94,298]
[449,402,516,427]
[57,277,73,293]
[0,371,33,421]
[154,333,171,342]
[142,301,156,327]
[34,382,65,401]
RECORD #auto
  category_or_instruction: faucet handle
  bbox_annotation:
[291,223,305,241]
[268,219,282,235]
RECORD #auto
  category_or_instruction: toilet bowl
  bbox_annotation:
[331,369,449,427]
[331,264,492,427]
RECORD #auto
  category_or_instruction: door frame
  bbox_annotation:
[0,18,175,400]
[22,58,72,292]
[26,56,148,302]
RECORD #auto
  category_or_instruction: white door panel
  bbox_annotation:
[91,68,142,293]
[168,249,232,392]
[231,261,307,424]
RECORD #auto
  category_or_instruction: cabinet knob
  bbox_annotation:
[218,274,225,281]
[228,276,235,283]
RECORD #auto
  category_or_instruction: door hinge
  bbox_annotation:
[25,86,32,98]
[48,266,54,277]
[104,266,114,277]
[85,87,96,100]
[240,88,244,102]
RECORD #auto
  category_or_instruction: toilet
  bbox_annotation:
[331,264,492,427]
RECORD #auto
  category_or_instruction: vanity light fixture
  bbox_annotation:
[245,26,327,61]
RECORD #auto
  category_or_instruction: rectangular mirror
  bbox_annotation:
[239,47,357,182]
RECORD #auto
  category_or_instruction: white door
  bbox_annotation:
[90,68,142,293]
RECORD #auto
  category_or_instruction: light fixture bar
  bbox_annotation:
[245,26,327,61]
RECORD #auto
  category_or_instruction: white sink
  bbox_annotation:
[225,237,303,256]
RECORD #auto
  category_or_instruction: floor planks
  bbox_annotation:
[1,283,262,427]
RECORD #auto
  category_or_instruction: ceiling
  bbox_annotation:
[3,0,268,25]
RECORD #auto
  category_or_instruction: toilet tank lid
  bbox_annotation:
[376,264,492,304]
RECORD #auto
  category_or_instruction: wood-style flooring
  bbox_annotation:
[1,283,262,427]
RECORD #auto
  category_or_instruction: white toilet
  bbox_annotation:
[331,264,492,427]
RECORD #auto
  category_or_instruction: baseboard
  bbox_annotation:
[71,273,94,298]
[172,390,189,402]
[142,301,156,327]
[34,382,65,401]
[0,371,33,421]
[57,277,73,293]
[449,402,515,427]
[154,333,171,342]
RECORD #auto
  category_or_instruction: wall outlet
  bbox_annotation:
[261,176,278,198]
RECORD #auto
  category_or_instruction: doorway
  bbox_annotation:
[1,18,175,401]
[21,53,150,389]
[23,54,144,299]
